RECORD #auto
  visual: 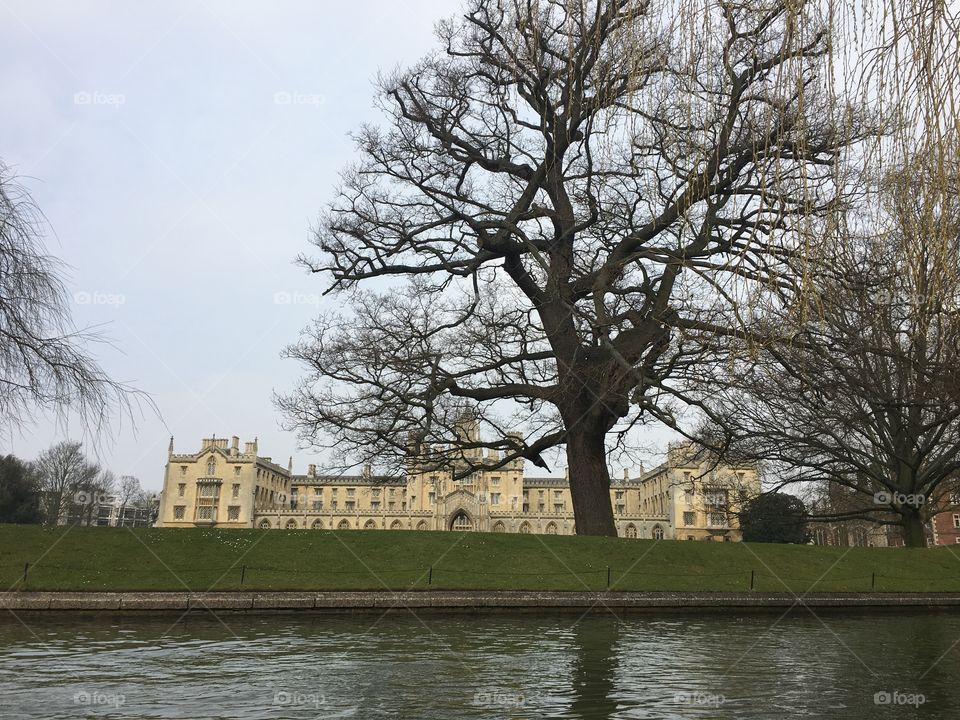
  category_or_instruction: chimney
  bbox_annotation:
[362,463,372,478]
[168,436,174,456]
[244,438,258,455]
[231,436,239,455]
[308,464,316,478]
[624,468,629,480]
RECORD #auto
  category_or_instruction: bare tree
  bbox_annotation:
[280,0,868,535]
[35,440,103,525]
[0,162,148,434]
[697,156,960,547]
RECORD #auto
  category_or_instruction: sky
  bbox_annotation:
[0,0,472,490]
[1,0,679,491]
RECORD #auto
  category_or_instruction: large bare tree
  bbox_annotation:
[280,0,867,535]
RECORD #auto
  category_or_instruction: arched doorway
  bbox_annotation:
[416,520,428,531]
[492,521,506,533]
[449,510,473,531]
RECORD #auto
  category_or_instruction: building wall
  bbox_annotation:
[156,436,759,540]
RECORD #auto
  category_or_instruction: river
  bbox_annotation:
[1,610,957,718]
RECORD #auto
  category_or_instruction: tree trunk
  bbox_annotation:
[566,427,617,537]
[902,513,928,548]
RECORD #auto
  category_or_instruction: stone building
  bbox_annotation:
[155,434,759,540]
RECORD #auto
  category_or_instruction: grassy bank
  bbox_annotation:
[2,524,960,593]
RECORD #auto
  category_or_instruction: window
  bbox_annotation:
[490,476,501,486]
[364,520,377,529]
[347,488,356,498]
[555,503,565,513]
[615,504,624,514]
[312,500,322,511]
[345,501,356,511]
[227,506,240,521]
[954,514,960,529]
[285,520,298,530]
[331,500,338,510]
[554,490,562,499]
[491,493,501,505]
[173,505,186,520]
[197,506,214,520]
[428,492,436,505]
[232,483,240,499]
[206,458,216,476]
[683,511,696,526]
[615,491,624,500]
[492,521,506,533]
[371,501,380,511]
[180,466,187,476]
[178,483,185,497]
[234,467,241,477]
[198,483,219,498]
[545,522,558,535]
[371,488,380,498]
[388,501,396,511]
[259,519,271,529]
[652,525,664,540]
[685,490,694,506]
[314,488,321,496]
[338,519,351,530]
[710,512,728,527]
[705,489,728,508]
[312,520,324,530]
[625,524,638,538]
[519,522,531,534]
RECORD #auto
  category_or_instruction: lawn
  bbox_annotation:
[2,524,960,593]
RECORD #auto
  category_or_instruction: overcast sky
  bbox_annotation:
[2,0,676,491]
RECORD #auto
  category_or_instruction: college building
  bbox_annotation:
[155,426,760,540]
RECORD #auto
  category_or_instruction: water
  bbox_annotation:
[1,609,958,718]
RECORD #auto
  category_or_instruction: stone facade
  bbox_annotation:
[155,435,760,540]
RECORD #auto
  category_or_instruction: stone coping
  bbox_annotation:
[4,591,960,613]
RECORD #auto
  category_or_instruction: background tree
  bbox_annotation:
[698,155,960,547]
[738,492,809,544]
[280,0,866,535]
[35,440,107,525]
[0,161,147,434]
[0,454,42,524]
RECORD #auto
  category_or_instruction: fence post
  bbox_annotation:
[606,566,611,590]
[871,572,875,591]
[22,562,29,586]
[428,566,432,586]
[750,570,755,590]
[240,565,246,586]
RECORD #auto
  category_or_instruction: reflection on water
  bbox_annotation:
[1,609,960,718]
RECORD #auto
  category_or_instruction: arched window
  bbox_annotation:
[390,520,403,530]
[337,519,351,530]
[450,511,473,531]
[285,519,297,530]
[625,524,638,539]
[652,525,664,540]
[258,519,271,530]
[492,521,506,533]
[519,522,531,534]
[416,520,428,531]
[207,457,216,476]
[311,519,323,530]
[364,519,378,530]
[545,522,558,535]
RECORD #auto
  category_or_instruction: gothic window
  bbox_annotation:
[652,525,664,540]
[625,524,638,538]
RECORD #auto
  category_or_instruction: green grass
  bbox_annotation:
[3,524,960,593]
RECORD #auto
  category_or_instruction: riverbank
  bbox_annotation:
[6,589,960,613]
[4,523,960,593]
